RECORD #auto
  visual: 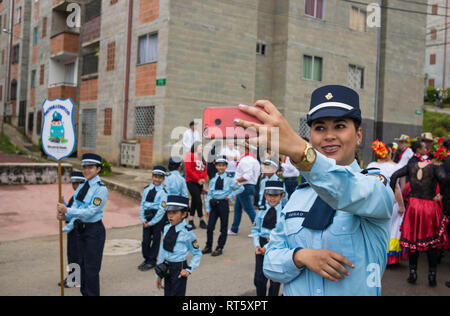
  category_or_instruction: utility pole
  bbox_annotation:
[2,0,15,136]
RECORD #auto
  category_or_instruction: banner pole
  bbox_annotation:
[58,161,65,297]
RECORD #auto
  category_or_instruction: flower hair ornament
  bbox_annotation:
[433,137,448,162]
[371,139,389,159]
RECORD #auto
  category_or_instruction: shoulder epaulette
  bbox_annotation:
[98,181,106,187]
[185,224,194,231]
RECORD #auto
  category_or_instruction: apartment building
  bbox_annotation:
[1,0,427,167]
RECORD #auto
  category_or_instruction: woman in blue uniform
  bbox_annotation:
[57,153,108,296]
[234,85,395,296]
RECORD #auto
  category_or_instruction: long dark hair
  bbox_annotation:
[190,141,206,165]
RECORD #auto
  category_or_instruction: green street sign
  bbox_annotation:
[156,78,166,86]
[415,110,422,115]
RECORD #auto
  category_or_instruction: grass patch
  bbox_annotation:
[0,133,28,155]
[422,111,450,137]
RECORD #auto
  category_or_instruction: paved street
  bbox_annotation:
[0,184,449,296]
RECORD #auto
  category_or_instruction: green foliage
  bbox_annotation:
[425,86,437,102]
[0,133,28,155]
[100,158,113,177]
[423,111,450,137]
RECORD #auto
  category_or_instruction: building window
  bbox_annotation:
[12,45,19,64]
[138,33,158,65]
[36,110,42,135]
[256,41,266,55]
[85,0,102,22]
[302,55,322,81]
[134,106,155,137]
[298,118,310,139]
[31,70,36,88]
[430,54,436,65]
[11,80,17,100]
[64,62,76,85]
[33,27,38,45]
[305,0,324,19]
[82,52,99,75]
[15,7,22,25]
[428,79,435,87]
[350,6,366,32]
[28,112,34,134]
[81,109,97,149]
[348,64,364,89]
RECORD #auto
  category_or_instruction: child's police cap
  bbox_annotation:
[70,171,86,183]
[152,166,167,176]
[262,156,279,169]
[165,195,189,211]
[169,156,182,167]
[306,85,361,126]
[264,180,284,195]
[52,111,63,121]
[81,153,102,166]
[215,155,228,164]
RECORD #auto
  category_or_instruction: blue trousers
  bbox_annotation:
[230,184,256,233]
[77,221,105,297]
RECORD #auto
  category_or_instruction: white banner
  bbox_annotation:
[41,98,76,161]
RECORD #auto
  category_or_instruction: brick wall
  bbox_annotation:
[139,0,159,24]
[32,45,37,64]
[30,88,35,107]
[80,78,98,101]
[135,63,157,96]
[50,32,79,55]
[48,85,77,101]
[136,136,153,168]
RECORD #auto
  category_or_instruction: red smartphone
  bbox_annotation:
[202,106,264,139]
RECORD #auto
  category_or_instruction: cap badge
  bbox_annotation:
[325,93,333,100]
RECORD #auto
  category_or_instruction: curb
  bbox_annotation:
[102,178,142,202]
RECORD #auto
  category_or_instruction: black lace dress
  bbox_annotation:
[390,160,448,251]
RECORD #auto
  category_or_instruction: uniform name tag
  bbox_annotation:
[285,211,308,220]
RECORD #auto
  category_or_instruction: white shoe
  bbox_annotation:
[227,230,237,236]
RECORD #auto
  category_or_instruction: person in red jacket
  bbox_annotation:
[184,141,208,229]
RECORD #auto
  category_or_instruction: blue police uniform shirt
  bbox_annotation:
[157,219,202,275]
[258,174,288,208]
[65,175,108,230]
[164,170,189,198]
[140,183,168,225]
[263,151,394,296]
[205,172,244,213]
[252,202,283,248]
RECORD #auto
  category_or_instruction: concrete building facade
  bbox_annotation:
[1,0,427,167]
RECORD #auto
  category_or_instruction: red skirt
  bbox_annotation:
[400,197,449,252]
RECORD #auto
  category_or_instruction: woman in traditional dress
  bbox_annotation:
[390,140,448,287]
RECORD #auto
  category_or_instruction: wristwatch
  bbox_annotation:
[292,142,317,171]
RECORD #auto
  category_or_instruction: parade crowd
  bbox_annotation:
[55,85,450,296]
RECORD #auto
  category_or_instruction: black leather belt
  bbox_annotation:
[166,260,190,271]
[74,220,102,233]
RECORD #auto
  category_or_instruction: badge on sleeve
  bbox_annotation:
[93,197,102,206]
[161,201,167,208]
[368,174,388,186]
[192,240,199,249]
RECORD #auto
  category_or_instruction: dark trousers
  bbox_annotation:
[284,177,299,199]
[142,218,165,265]
[77,221,106,296]
[254,254,280,296]
[206,200,229,249]
[164,262,188,296]
[67,229,80,266]
[187,181,203,218]
[409,248,439,272]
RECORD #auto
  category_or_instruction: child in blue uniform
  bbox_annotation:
[203,155,244,256]
[138,166,168,271]
[164,156,188,197]
[57,153,108,296]
[251,180,284,296]
[156,195,202,296]
[258,156,287,209]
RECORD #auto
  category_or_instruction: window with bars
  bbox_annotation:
[81,109,97,149]
[298,118,310,139]
[348,64,364,90]
[134,106,155,137]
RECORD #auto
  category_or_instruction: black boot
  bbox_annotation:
[212,248,223,257]
[407,267,417,284]
[189,220,196,229]
[428,271,437,287]
[202,247,212,254]
[199,220,207,229]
